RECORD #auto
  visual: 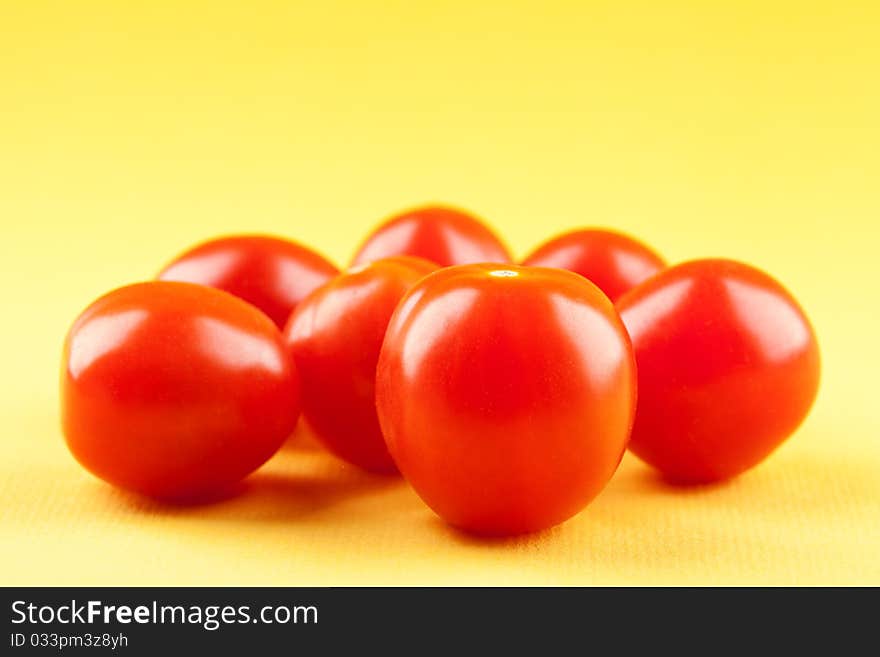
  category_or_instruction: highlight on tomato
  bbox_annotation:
[616,258,820,483]
[62,281,301,500]
[158,234,338,329]
[376,263,637,535]
[284,256,438,473]
[350,205,511,268]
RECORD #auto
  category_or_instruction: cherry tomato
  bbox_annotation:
[522,228,666,302]
[350,205,511,267]
[376,264,637,535]
[62,281,300,499]
[616,259,820,483]
[284,256,438,473]
[158,234,338,329]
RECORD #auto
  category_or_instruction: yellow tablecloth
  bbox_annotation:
[2,1,878,585]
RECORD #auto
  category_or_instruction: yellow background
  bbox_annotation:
[1,1,878,585]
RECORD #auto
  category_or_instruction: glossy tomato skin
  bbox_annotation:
[522,229,665,302]
[284,256,438,473]
[62,281,300,499]
[617,259,820,484]
[350,205,511,267]
[158,235,338,329]
[376,264,637,535]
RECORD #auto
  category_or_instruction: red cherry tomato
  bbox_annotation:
[522,229,665,302]
[158,235,338,329]
[62,281,300,499]
[284,256,438,473]
[376,264,637,535]
[350,205,511,267]
[617,259,820,483]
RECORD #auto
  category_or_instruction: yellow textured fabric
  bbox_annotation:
[1,1,878,585]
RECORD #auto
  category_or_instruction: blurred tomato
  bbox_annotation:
[285,256,437,473]
[376,264,636,535]
[350,205,511,267]
[158,234,338,328]
[617,259,820,483]
[62,281,300,499]
[523,229,665,302]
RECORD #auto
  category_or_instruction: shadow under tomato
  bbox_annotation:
[228,468,402,523]
[425,515,568,548]
[409,454,739,547]
[603,447,880,520]
[634,469,741,496]
[101,481,248,511]
[104,452,403,524]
